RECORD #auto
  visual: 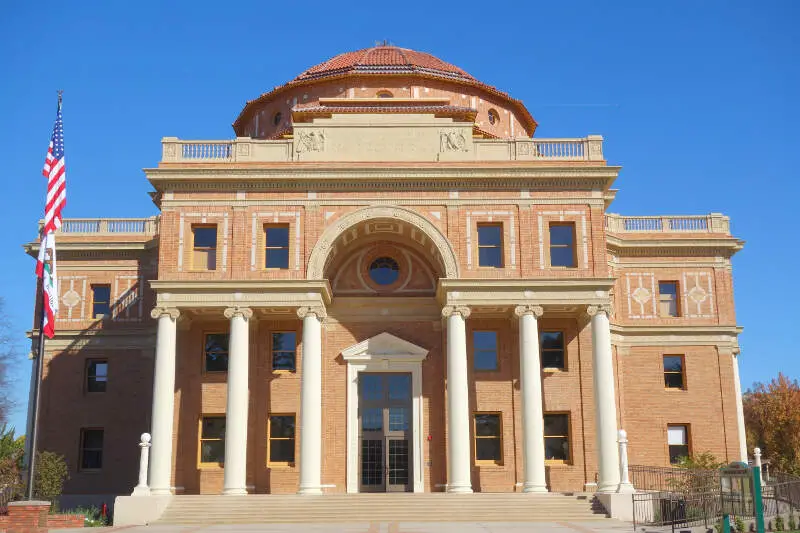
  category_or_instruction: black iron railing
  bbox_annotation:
[629,464,720,494]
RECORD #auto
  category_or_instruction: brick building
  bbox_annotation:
[25,45,746,504]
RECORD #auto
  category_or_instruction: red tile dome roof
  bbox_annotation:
[295,45,477,83]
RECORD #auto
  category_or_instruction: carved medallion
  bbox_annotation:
[295,130,326,153]
[439,129,467,152]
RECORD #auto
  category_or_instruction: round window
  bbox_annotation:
[273,112,283,126]
[488,109,499,125]
[369,257,400,286]
[377,90,393,98]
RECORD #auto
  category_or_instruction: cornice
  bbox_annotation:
[23,240,158,258]
[606,235,744,257]
[610,324,743,349]
[150,279,332,306]
[160,197,608,209]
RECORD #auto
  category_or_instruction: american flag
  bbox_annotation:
[42,99,66,235]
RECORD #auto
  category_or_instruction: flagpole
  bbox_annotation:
[26,270,47,500]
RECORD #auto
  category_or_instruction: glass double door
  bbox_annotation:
[358,372,412,492]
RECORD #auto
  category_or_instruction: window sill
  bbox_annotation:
[542,368,566,374]
[272,369,296,375]
[474,461,504,468]
[77,469,103,474]
[545,461,572,467]
[267,463,296,469]
[474,368,500,373]
[198,464,224,470]
[264,267,290,271]
[664,387,687,392]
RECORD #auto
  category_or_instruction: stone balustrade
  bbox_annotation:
[160,135,605,163]
[40,217,160,236]
[605,213,731,235]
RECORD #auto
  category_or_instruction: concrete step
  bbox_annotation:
[157,493,608,524]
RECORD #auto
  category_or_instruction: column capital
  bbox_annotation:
[586,304,612,317]
[297,305,327,320]
[441,305,471,319]
[224,306,253,320]
[151,306,180,320]
[514,305,543,318]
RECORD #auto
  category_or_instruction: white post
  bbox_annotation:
[732,352,748,463]
[223,307,252,495]
[588,304,621,493]
[617,429,634,493]
[297,306,325,495]
[514,305,547,493]
[149,307,180,496]
[443,306,473,493]
[753,447,765,486]
[132,433,152,496]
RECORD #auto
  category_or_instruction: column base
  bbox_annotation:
[131,485,151,497]
[522,482,548,493]
[298,486,323,495]
[446,484,473,494]
[222,487,248,496]
[596,480,621,493]
[149,487,174,496]
[616,482,635,494]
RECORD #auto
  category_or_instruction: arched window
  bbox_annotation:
[488,109,500,126]
[273,112,283,127]
[376,90,394,98]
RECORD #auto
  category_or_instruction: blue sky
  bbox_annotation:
[1,1,798,432]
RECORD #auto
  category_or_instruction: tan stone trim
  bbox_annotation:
[586,304,612,317]
[223,306,253,320]
[437,278,614,307]
[160,197,609,209]
[151,307,180,320]
[296,305,327,319]
[513,305,543,318]
[610,323,742,349]
[150,279,331,308]
[441,305,471,319]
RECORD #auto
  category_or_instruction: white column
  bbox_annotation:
[132,433,152,496]
[442,305,473,493]
[588,304,621,493]
[617,429,634,493]
[732,352,748,463]
[297,306,325,495]
[149,307,180,496]
[223,306,252,495]
[754,447,765,486]
[514,305,547,493]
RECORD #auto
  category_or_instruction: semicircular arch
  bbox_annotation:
[307,206,459,280]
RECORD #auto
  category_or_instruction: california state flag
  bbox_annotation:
[36,232,59,339]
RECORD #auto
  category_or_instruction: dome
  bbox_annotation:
[294,45,477,84]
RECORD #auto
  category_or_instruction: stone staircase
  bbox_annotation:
[156,492,609,524]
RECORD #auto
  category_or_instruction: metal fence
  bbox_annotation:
[633,491,721,531]
[629,464,721,494]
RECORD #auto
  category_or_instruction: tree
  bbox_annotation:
[743,373,800,475]
[0,297,15,424]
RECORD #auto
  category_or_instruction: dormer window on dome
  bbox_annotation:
[488,109,499,126]
[376,90,393,98]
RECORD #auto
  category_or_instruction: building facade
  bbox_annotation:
[26,45,746,502]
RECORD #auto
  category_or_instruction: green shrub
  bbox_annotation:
[0,425,25,466]
[776,515,785,531]
[735,516,746,533]
[62,506,108,527]
[31,451,69,509]
[788,512,797,531]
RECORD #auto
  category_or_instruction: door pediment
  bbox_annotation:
[341,332,429,363]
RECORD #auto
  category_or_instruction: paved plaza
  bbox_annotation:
[58,520,633,533]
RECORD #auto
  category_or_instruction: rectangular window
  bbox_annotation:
[663,355,685,389]
[192,226,217,271]
[474,413,502,464]
[204,333,229,372]
[199,416,226,465]
[86,359,108,393]
[91,285,111,319]
[473,331,498,371]
[544,414,571,462]
[659,281,680,317]
[477,223,503,268]
[541,331,565,370]
[271,332,297,371]
[268,414,296,466]
[265,225,290,269]
[79,428,104,470]
[549,223,577,268]
[668,424,690,464]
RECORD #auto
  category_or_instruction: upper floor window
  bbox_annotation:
[86,359,108,393]
[668,424,690,464]
[663,355,685,389]
[91,285,111,319]
[192,226,217,271]
[473,331,498,371]
[204,333,229,372]
[272,112,283,126]
[544,413,570,462]
[477,223,503,268]
[265,225,290,269]
[369,257,400,286]
[541,331,565,370]
[376,90,393,98]
[487,109,499,125]
[199,416,225,465]
[659,281,680,317]
[549,223,577,268]
[79,428,104,471]
[474,413,502,465]
[271,332,297,372]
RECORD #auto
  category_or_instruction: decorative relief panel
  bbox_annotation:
[250,210,302,271]
[682,271,715,318]
[439,129,468,152]
[295,130,326,153]
[59,276,87,321]
[625,273,657,319]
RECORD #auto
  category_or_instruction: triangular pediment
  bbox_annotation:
[341,332,429,362]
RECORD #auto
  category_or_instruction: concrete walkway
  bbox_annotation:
[57,520,633,533]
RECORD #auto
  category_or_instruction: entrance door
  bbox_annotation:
[358,373,412,492]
